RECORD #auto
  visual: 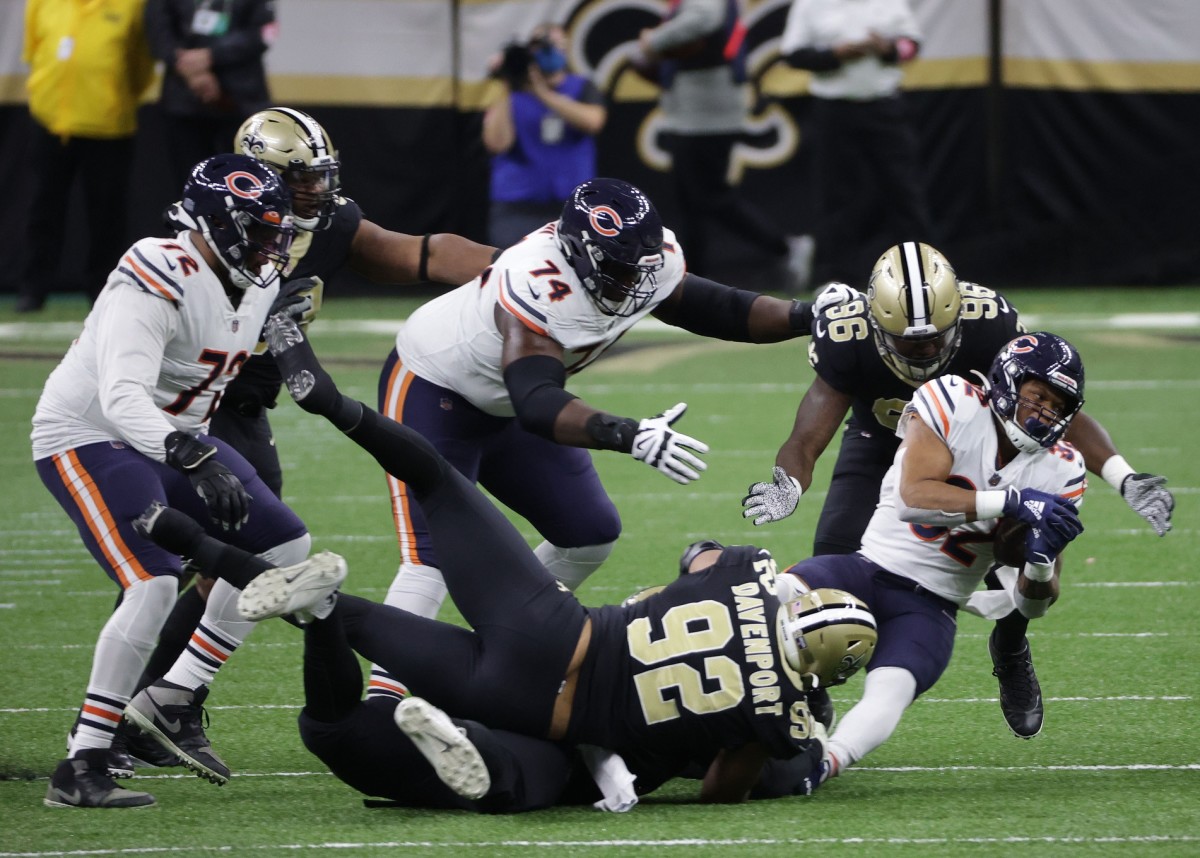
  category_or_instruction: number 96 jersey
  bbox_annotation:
[810,283,1024,436]
[568,546,816,764]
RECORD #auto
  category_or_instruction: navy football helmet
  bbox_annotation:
[181,154,295,290]
[557,178,665,317]
[986,332,1085,453]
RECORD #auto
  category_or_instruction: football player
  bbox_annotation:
[776,332,1089,789]
[171,312,875,804]
[743,242,1175,737]
[34,155,312,808]
[375,176,838,668]
[134,107,499,724]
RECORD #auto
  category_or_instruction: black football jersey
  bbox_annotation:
[568,546,815,765]
[224,198,364,408]
[809,284,1024,437]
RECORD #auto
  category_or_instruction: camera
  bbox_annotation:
[491,36,552,90]
[493,42,533,89]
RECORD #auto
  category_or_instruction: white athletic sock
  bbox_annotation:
[162,578,255,690]
[72,575,176,753]
[826,666,918,773]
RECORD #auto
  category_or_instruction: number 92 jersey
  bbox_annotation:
[810,283,1024,436]
[567,546,816,764]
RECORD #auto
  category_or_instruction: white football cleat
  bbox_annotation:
[237,551,348,623]
[394,697,491,800]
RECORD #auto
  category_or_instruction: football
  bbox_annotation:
[992,516,1029,567]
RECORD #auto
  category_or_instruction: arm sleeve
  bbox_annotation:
[648,0,725,54]
[503,354,579,439]
[662,274,758,342]
[94,286,181,461]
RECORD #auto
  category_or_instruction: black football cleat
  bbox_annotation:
[43,749,156,808]
[989,630,1044,738]
[124,680,230,785]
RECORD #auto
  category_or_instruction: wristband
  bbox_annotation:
[1100,454,1135,492]
[418,233,432,282]
[976,489,1007,520]
[1022,561,1055,583]
[788,300,814,336]
[585,412,638,453]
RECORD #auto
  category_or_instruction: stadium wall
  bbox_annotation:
[1,0,1197,295]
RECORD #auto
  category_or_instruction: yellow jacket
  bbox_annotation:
[24,0,155,139]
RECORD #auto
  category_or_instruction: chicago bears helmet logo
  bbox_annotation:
[1008,334,1039,354]
[225,171,266,199]
[588,205,622,237]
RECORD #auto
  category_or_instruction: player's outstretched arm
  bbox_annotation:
[498,310,709,484]
[1065,411,1173,535]
[348,219,497,287]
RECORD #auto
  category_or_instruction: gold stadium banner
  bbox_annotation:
[1,0,1198,291]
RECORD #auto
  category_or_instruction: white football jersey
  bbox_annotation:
[32,233,281,462]
[858,375,1088,605]
[395,221,687,416]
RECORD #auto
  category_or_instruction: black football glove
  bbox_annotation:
[267,276,323,328]
[164,431,251,531]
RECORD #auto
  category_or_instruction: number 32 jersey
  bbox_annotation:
[32,233,280,462]
[569,545,816,764]
[859,375,1088,605]
[394,221,687,417]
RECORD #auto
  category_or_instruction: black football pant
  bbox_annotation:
[328,407,588,737]
[297,607,585,813]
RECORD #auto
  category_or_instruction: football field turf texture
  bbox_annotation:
[1,288,1197,856]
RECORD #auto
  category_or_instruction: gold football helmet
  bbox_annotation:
[235,107,340,231]
[780,587,877,689]
[868,242,962,386]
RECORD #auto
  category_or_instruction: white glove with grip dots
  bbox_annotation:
[742,466,802,525]
[813,282,864,315]
[1120,473,1174,536]
[631,402,708,485]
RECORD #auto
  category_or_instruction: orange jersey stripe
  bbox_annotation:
[921,387,952,438]
[497,279,550,337]
[122,254,178,303]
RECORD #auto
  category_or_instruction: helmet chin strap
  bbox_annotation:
[197,226,253,291]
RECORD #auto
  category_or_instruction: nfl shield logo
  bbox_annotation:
[232,320,240,333]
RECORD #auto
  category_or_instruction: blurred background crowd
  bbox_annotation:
[1,0,1198,308]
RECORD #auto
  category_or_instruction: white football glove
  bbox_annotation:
[742,466,802,525]
[813,282,864,315]
[631,402,708,485]
[1120,472,1174,536]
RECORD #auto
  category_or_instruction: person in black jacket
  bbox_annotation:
[145,0,277,185]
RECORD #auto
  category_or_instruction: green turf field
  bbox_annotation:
[1,289,1197,856]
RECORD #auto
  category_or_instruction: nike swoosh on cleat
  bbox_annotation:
[140,700,183,734]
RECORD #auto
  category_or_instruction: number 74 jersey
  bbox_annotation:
[858,374,1088,605]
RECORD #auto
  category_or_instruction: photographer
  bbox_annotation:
[482,24,606,248]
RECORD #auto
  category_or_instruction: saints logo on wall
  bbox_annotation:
[560,0,805,178]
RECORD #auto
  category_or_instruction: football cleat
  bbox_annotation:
[989,630,1044,738]
[394,697,491,800]
[43,749,156,808]
[67,717,135,779]
[237,551,347,623]
[124,680,230,785]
